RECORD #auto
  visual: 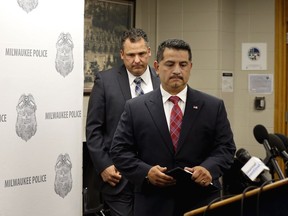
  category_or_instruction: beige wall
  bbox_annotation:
[83,0,275,159]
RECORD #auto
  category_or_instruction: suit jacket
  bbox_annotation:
[111,87,236,216]
[86,64,160,195]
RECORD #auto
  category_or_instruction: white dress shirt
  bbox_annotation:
[127,66,154,98]
[160,85,187,130]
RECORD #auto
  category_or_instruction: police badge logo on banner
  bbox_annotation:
[17,0,38,13]
[55,33,74,77]
[54,153,73,198]
[16,94,37,142]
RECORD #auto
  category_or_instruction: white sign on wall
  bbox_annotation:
[248,74,273,94]
[242,43,267,70]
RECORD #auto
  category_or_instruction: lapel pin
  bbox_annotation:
[193,106,198,109]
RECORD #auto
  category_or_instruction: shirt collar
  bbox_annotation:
[160,85,188,103]
[127,66,150,86]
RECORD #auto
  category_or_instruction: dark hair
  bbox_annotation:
[120,28,149,50]
[156,39,192,62]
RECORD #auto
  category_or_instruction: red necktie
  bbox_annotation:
[169,96,183,151]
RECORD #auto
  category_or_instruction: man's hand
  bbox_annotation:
[146,165,176,187]
[184,166,212,186]
[101,165,122,187]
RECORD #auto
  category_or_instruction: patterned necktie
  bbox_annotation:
[169,96,183,151]
[134,77,144,96]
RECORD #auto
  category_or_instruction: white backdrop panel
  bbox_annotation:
[0,0,84,215]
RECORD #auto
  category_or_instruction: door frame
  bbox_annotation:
[274,0,288,135]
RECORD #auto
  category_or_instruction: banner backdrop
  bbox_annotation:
[0,1,84,215]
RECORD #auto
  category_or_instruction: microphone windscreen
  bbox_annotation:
[275,133,288,150]
[269,133,286,152]
[236,148,251,164]
[253,124,269,144]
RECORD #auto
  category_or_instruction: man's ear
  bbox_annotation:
[120,49,124,59]
[148,47,152,57]
[153,61,159,75]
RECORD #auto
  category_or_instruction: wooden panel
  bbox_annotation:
[274,0,288,135]
[184,179,288,216]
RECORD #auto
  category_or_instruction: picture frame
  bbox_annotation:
[84,0,135,95]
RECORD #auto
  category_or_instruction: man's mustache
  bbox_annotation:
[170,75,183,80]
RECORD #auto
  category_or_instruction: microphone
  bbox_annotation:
[236,148,270,183]
[236,148,251,164]
[275,133,288,150]
[275,133,288,176]
[268,133,288,161]
[253,124,285,179]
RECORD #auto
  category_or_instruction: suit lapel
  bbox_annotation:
[177,87,203,152]
[145,89,175,154]
[117,65,132,100]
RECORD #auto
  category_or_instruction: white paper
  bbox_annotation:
[222,72,233,92]
[248,74,273,94]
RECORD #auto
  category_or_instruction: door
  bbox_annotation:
[275,0,288,135]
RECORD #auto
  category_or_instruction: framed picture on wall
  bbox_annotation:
[84,0,135,94]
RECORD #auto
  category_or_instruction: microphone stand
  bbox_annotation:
[263,139,285,179]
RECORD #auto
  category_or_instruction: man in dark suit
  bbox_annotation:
[86,28,160,216]
[110,39,236,216]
